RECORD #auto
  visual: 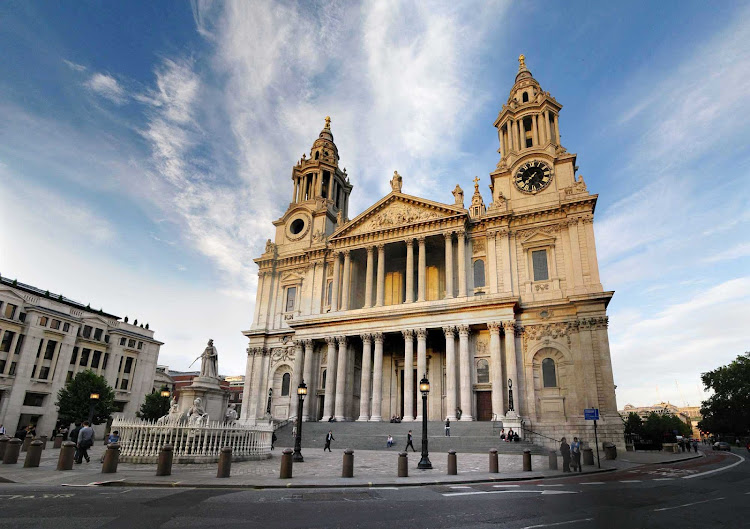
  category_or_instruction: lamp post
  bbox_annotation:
[266,388,273,417]
[88,392,100,424]
[417,374,432,470]
[293,381,307,463]
[160,389,171,398]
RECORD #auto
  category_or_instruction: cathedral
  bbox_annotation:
[241,56,623,448]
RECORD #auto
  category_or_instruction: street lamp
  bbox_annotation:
[266,388,273,417]
[160,389,171,398]
[417,374,432,470]
[293,380,307,463]
[88,392,100,424]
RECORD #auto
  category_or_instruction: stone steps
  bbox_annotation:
[273,421,547,454]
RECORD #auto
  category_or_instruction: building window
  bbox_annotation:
[19,312,26,322]
[44,340,57,360]
[281,372,291,396]
[0,360,4,373]
[113,401,126,412]
[120,379,129,390]
[542,358,557,388]
[473,259,486,288]
[80,348,90,366]
[476,359,490,384]
[322,369,327,389]
[51,319,61,330]
[532,250,549,281]
[4,304,17,319]
[137,341,143,350]
[94,328,103,341]
[0,331,14,353]
[39,316,49,327]
[38,366,50,380]
[91,350,102,369]
[70,347,79,365]
[63,322,70,332]
[102,353,109,370]
[522,91,529,103]
[23,392,46,407]
[82,325,92,339]
[9,362,16,375]
[285,287,297,312]
[124,357,134,374]
[14,334,24,355]
[119,337,126,346]
[128,339,135,348]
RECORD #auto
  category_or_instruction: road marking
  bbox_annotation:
[537,484,564,487]
[377,487,399,490]
[522,518,594,529]
[0,494,74,499]
[682,452,745,479]
[449,486,473,489]
[653,478,674,481]
[493,484,520,487]
[619,480,642,483]
[443,490,578,497]
[580,482,604,485]
[653,497,725,512]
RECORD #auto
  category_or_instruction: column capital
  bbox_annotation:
[325,336,337,345]
[457,324,470,336]
[416,328,428,340]
[261,347,270,356]
[502,321,517,335]
[292,340,304,348]
[417,235,426,245]
[443,231,454,241]
[377,242,385,251]
[405,238,414,248]
[402,329,414,339]
[487,322,502,334]
[366,245,374,255]
[303,339,314,348]
[360,333,373,344]
[336,335,348,346]
[442,326,456,337]
[373,332,385,343]
[342,248,351,257]
[456,229,466,239]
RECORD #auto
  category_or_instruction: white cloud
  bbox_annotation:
[702,242,750,263]
[63,59,86,72]
[84,72,127,104]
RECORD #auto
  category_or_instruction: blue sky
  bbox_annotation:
[1,1,748,409]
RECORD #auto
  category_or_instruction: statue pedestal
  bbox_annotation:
[177,376,229,423]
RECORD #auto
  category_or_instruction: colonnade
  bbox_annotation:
[499,110,559,158]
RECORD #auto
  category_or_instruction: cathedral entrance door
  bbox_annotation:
[476,391,492,421]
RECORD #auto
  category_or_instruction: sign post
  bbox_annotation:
[584,408,601,469]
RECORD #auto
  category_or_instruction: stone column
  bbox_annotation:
[503,321,519,418]
[568,218,584,287]
[497,229,512,294]
[341,249,351,311]
[402,330,415,421]
[444,232,454,298]
[488,323,503,419]
[542,110,549,144]
[370,333,384,421]
[357,334,373,421]
[405,239,415,303]
[444,327,457,421]
[417,236,426,302]
[334,336,348,421]
[331,252,341,311]
[583,217,601,285]
[488,231,498,294]
[302,340,314,421]
[553,113,560,144]
[293,178,298,203]
[364,246,374,308]
[458,325,473,420]
[508,119,516,151]
[532,114,539,146]
[322,337,337,421]
[376,243,386,307]
[258,349,271,417]
[415,329,427,421]
[290,341,304,420]
[457,230,467,297]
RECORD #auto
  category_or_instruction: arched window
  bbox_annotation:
[322,369,327,389]
[542,358,557,388]
[476,359,489,384]
[473,259,486,288]
[281,373,291,396]
[522,92,529,103]
[315,151,320,160]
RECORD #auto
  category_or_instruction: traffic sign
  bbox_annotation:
[584,408,600,421]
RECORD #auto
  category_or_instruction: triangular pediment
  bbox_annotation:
[331,192,466,240]
[520,229,557,247]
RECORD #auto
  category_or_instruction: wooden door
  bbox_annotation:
[476,391,493,421]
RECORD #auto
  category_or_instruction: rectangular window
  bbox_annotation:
[44,340,57,360]
[14,334,24,354]
[50,319,61,330]
[120,378,129,390]
[82,325,92,339]
[128,339,135,348]
[23,392,46,407]
[38,366,50,380]
[119,337,126,346]
[66,371,73,382]
[532,250,549,281]
[137,341,143,350]
[0,331,14,353]
[36,340,44,358]
[0,360,4,373]
[39,316,48,326]
[102,353,109,370]
[9,362,16,375]
[4,304,17,319]
[91,350,101,369]
[94,328,103,341]
[70,346,79,365]
[124,356,134,374]
[63,322,70,332]
[285,287,297,312]
[113,401,126,412]
[80,348,90,366]
[19,312,26,322]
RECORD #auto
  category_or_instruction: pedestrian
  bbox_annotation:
[271,432,277,450]
[405,430,416,452]
[570,436,582,472]
[560,437,571,472]
[506,428,514,442]
[445,418,451,437]
[292,425,297,439]
[14,426,26,439]
[693,440,698,453]
[100,430,120,462]
[76,421,94,464]
[387,435,394,448]
[69,421,82,462]
[324,430,334,452]
[0,424,5,436]
[500,428,505,440]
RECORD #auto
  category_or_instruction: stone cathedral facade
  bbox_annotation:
[242,56,623,448]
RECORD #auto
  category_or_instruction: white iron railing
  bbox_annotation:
[111,417,273,463]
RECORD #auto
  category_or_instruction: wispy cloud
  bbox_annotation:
[702,242,750,263]
[63,59,86,72]
[84,72,127,104]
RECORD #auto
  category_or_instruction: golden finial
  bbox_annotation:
[518,54,526,70]
[324,116,331,129]
[473,176,480,189]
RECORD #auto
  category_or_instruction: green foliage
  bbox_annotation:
[698,352,750,436]
[622,412,643,436]
[136,391,170,421]
[55,370,116,425]
[640,411,692,441]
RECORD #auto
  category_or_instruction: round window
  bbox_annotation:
[290,218,305,235]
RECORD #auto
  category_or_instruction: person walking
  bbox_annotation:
[324,430,334,452]
[445,418,451,437]
[405,430,416,452]
[570,436,582,472]
[560,437,571,472]
[76,421,94,464]
[0,424,5,436]
[69,422,82,462]
[387,435,394,448]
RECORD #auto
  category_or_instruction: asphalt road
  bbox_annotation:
[0,448,746,529]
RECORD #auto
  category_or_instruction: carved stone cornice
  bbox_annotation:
[577,316,608,330]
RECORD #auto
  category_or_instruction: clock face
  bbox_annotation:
[514,161,552,193]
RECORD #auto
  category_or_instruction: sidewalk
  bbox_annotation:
[0,445,702,489]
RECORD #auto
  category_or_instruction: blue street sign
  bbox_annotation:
[584,408,600,421]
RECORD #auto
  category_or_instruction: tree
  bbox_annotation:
[698,352,750,437]
[137,391,170,421]
[56,370,116,425]
[622,412,643,436]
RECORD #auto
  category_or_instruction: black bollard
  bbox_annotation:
[156,445,174,476]
[39,435,48,450]
[0,435,9,460]
[57,441,76,471]
[2,438,22,464]
[217,446,232,478]
[489,448,499,473]
[523,449,532,471]
[53,434,64,449]
[342,449,354,478]
[548,450,558,470]
[24,440,44,468]
[447,450,457,475]
[398,452,408,477]
[101,443,120,474]
[280,448,293,479]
